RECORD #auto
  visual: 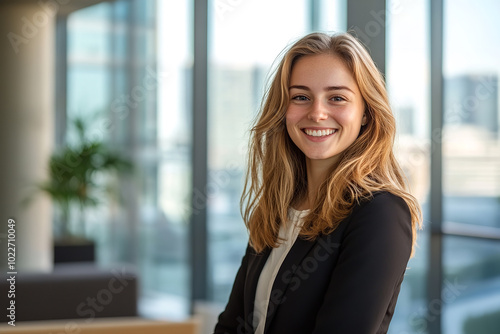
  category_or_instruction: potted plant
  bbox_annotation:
[38,117,132,263]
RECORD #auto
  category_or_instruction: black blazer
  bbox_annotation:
[214,192,413,334]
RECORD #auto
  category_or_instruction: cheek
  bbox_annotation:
[285,111,303,145]
[285,109,300,129]
[337,108,364,127]
[285,118,294,138]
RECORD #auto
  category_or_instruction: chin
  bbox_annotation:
[305,153,338,161]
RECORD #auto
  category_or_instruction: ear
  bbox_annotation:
[361,114,367,126]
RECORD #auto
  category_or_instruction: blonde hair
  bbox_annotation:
[242,32,422,257]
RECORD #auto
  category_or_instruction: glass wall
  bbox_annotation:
[65,0,192,319]
[386,1,430,333]
[443,0,500,230]
[442,0,500,333]
[443,237,500,333]
[141,0,192,318]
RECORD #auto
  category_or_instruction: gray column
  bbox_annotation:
[0,2,56,272]
[346,0,386,75]
[428,0,444,333]
[191,0,209,309]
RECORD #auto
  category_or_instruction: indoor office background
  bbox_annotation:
[1,0,499,333]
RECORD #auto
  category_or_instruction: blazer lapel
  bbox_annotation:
[244,246,271,330]
[263,237,317,334]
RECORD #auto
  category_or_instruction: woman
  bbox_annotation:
[214,32,422,334]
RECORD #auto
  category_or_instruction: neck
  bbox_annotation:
[300,157,337,210]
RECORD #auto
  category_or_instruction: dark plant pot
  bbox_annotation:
[54,237,95,263]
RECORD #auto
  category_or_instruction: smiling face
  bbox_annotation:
[285,53,366,168]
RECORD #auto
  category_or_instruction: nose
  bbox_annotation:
[307,100,328,122]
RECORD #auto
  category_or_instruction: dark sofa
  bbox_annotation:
[1,262,138,322]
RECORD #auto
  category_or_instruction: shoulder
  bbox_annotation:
[355,191,409,216]
[347,191,412,238]
[358,191,409,211]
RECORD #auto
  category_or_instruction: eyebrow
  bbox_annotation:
[289,85,355,94]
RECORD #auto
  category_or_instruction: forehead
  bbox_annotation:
[289,54,357,88]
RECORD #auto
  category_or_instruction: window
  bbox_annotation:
[442,0,500,333]
[443,236,500,333]
[65,0,192,319]
[386,1,430,333]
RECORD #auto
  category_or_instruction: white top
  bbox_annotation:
[253,208,309,334]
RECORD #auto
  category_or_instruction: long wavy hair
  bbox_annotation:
[241,32,422,257]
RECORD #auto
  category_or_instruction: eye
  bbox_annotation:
[291,95,309,101]
[331,96,346,102]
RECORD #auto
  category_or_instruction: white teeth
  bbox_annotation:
[304,129,335,137]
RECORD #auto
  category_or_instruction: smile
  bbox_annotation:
[303,128,337,137]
